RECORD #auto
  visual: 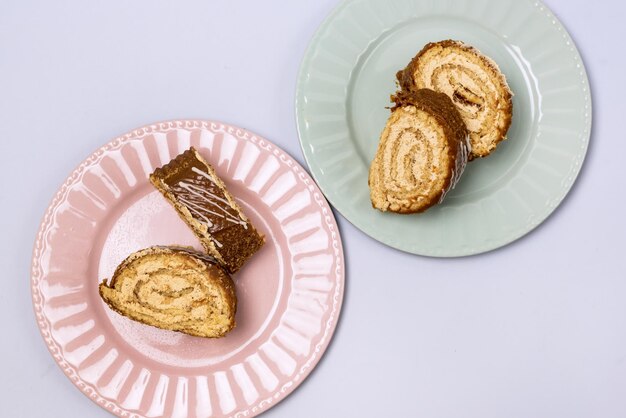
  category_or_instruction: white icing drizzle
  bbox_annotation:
[177,182,247,227]
[190,166,248,229]
[171,166,248,231]
[179,181,237,215]
[170,195,225,249]
[176,195,215,227]
[191,166,214,181]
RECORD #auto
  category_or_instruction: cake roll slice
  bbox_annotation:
[150,147,264,273]
[99,246,236,338]
[397,40,513,159]
[369,88,470,213]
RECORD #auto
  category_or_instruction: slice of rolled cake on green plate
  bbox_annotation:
[397,40,513,159]
[369,88,470,213]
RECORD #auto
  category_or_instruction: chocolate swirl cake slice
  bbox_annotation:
[99,246,236,338]
[369,88,470,213]
[150,148,264,273]
[397,40,513,159]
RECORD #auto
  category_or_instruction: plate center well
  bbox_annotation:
[347,15,541,203]
[95,186,287,368]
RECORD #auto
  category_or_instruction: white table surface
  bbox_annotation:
[2,0,625,417]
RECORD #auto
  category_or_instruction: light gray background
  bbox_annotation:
[1,0,624,417]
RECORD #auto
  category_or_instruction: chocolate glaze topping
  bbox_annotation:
[165,161,247,234]
[150,147,265,273]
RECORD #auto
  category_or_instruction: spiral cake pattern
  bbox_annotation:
[397,40,513,159]
[99,246,236,338]
[369,89,470,213]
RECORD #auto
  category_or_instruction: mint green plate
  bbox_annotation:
[295,0,591,256]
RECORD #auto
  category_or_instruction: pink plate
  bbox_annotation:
[31,120,344,418]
